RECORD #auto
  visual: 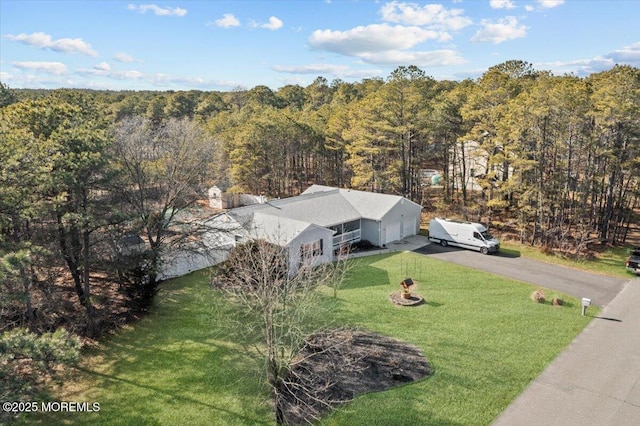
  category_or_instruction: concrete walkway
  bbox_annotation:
[493,277,640,426]
[347,234,430,259]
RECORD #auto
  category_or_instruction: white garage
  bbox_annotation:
[302,185,423,248]
[385,222,401,245]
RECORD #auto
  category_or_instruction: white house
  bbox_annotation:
[449,140,515,193]
[208,185,267,209]
[117,234,146,256]
[159,185,422,278]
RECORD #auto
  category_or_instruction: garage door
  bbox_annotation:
[385,222,401,244]
[403,217,416,237]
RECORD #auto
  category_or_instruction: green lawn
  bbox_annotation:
[500,241,633,279]
[27,252,594,425]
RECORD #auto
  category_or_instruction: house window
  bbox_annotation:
[343,219,360,232]
[300,239,323,260]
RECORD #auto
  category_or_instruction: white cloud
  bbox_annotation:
[471,16,527,44]
[214,13,240,28]
[149,73,219,87]
[116,70,145,80]
[310,24,442,56]
[537,0,564,8]
[12,61,68,75]
[262,16,283,30]
[114,52,135,62]
[0,71,13,81]
[490,0,516,9]
[273,63,383,79]
[4,32,98,56]
[273,64,351,74]
[538,42,640,75]
[249,16,284,30]
[77,65,144,80]
[127,4,187,17]
[94,62,111,72]
[379,2,472,31]
[358,49,467,67]
[308,22,465,66]
[538,58,612,76]
[607,42,640,64]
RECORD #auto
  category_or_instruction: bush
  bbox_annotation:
[530,289,546,303]
[0,328,81,423]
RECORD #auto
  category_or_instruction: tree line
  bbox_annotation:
[1,62,639,330]
[0,60,638,412]
[0,87,218,407]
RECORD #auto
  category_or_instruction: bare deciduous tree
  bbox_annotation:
[111,116,218,306]
[212,239,347,424]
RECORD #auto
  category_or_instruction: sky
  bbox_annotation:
[1,0,639,92]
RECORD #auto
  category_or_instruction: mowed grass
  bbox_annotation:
[27,269,273,426]
[499,241,633,279]
[27,252,594,425]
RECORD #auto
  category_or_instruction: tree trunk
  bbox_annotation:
[57,213,85,302]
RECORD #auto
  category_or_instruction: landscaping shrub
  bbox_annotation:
[0,328,81,424]
[531,289,546,303]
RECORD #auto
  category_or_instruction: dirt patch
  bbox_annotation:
[2,270,143,342]
[277,329,433,425]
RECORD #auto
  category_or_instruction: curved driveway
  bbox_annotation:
[413,242,627,307]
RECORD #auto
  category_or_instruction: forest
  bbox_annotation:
[0,60,639,408]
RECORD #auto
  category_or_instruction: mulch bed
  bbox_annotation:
[277,329,433,425]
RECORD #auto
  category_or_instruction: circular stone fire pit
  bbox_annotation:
[388,291,424,306]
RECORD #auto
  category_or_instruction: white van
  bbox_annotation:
[428,218,500,254]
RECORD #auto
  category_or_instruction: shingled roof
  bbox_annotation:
[212,185,420,247]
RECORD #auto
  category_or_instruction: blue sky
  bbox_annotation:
[1,0,639,91]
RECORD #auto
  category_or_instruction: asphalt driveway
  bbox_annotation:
[413,242,627,307]
[409,237,640,425]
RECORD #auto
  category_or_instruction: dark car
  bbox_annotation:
[626,247,640,275]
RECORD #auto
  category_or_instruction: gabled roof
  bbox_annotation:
[207,185,422,248]
[263,191,361,227]
[302,184,422,221]
[251,213,333,246]
[225,188,361,228]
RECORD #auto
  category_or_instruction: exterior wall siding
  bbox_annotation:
[360,219,382,246]
[162,188,423,280]
[288,227,335,274]
[379,200,422,245]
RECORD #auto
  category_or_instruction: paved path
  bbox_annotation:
[493,277,640,426]
[414,242,626,307]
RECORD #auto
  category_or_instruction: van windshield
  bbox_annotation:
[481,231,494,240]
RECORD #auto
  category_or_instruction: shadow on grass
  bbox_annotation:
[342,263,391,290]
[75,366,271,425]
[536,300,576,309]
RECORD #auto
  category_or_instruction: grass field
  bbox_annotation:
[500,241,634,279]
[26,252,595,425]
